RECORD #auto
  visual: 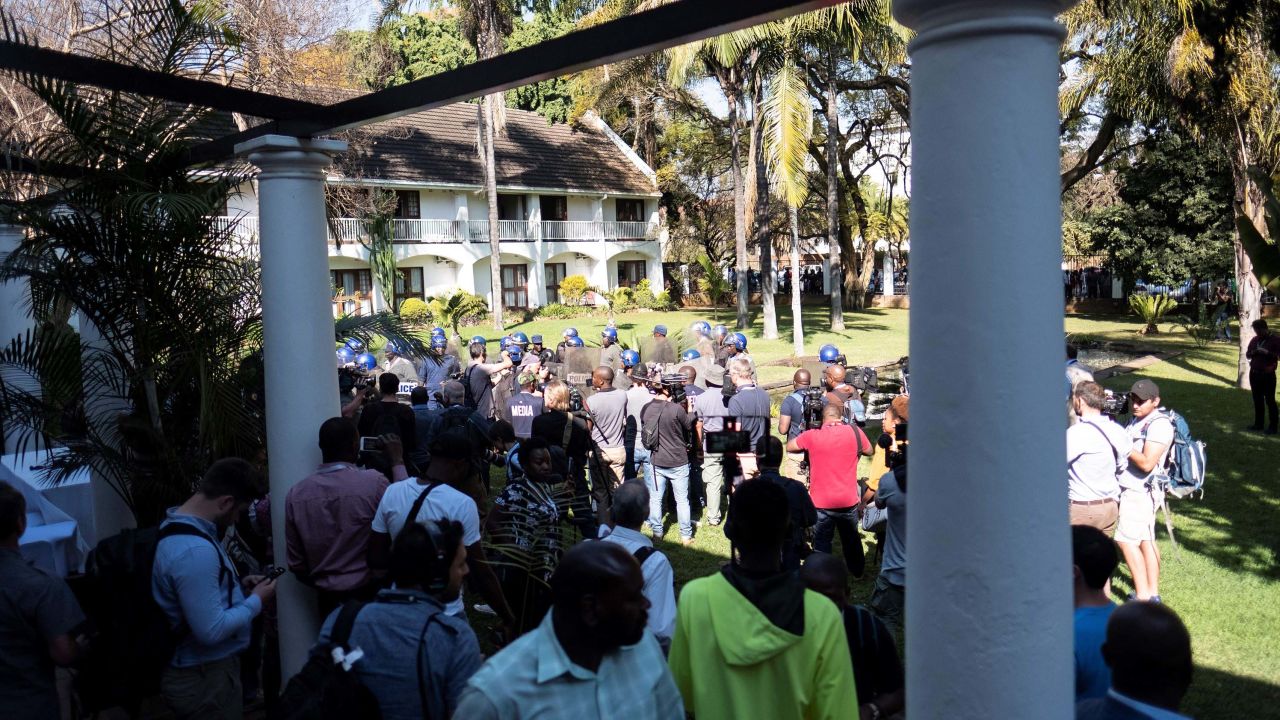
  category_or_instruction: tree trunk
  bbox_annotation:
[1234,158,1264,389]
[481,96,504,331]
[724,75,749,330]
[848,184,873,310]
[825,44,845,329]
[751,81,777,340]
[790,204,805,357]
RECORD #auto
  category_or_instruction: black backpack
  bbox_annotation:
[279,601,382,720]
[76,523,232,714]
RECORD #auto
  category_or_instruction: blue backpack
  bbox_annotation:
[1157,408,1207,499]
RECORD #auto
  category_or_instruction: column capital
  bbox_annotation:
[894,0,1075,48]
[236,134,348,180]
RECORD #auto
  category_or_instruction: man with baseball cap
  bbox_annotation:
[650,324,676,365]
[1117,378,1172,602]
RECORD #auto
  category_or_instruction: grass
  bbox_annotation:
[464,306,1279,717]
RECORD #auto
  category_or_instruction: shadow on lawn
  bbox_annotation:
[1184,664,1280,718]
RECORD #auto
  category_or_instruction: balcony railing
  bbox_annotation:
[211,216,659,246]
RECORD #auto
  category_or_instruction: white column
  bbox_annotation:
[821,258,831,295]
[893,1,1073,718]
[236,135,347,680]
[529,194,545,307]
[882,251,895,296]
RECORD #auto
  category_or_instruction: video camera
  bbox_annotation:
[704,428,752,454]
[1101,389,1129,418]
[800,387,826,430]
[338,366,376,395]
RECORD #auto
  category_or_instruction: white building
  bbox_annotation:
[217,104,666,315]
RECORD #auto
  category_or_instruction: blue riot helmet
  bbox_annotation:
[563,327,579,338]
[691,320,711,337]
[731,332,748,351]
[430,326,445,337]
[336,346,356,364]
[819,344,841,363]
[511,331,530,347]
[507,345,523,363]
[712,324,729,341]
[680,348,701,362]
[621,349,640,368]
[470,335,486,346]
[385,340,409,357]
[430,334,448,350]
[355,352,377,371]
[601,327,618,343]
[344,337,366,353]
[567,336,585,348]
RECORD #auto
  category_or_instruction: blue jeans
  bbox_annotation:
[649,463,692,540]
[814,507,865,578]
[628,445,653,487]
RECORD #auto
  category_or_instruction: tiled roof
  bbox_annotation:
[341,103,657,196]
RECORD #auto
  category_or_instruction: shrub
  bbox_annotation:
[559,274,590,305]
[536,303,589,320]
[1128,292,1177,334]
[652,290,672,309]
[607,286,635,309]
[398,297,430,323]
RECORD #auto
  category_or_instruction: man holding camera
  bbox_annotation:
[726,357,772,480]
[693,369,731,527]
[1067,382,1128,535]
[777,369,819,482]
[1117,379,1172,602]
[788,404,873,578]
[641,376,697,545]
[465,341,514,421]
[585,366,629,525]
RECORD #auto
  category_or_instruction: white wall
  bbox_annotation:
[227,182,258,216]
[466,193,489,220]
[419,190,455,220]
[566,196,594,221]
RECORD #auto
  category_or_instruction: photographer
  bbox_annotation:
[1067,382,1127,535]
[788,404,873,579]
[868,396,909,631]
[507,371,544,440]
[693,368,732,526]
[357,373,419,476]
[464,340,514,421]
[726,357,771,480]
[777,369,820,481]
[585,367,629,525]
[640,376,697,545]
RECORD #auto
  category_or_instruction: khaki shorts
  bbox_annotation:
[1068,500,1119,536]
[1115,489,1159,544]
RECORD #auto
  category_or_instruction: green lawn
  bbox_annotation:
[466,305,1280,717]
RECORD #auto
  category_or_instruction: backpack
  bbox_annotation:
[641,410,661,451]
[279,601,382,720]
[75,523,233,714]
[1157,408,1207,499]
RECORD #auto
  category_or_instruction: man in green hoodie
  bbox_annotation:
[668,479,857,719]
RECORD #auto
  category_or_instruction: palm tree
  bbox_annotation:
[425,289,491,344]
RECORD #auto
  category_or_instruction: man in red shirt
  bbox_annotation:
[787,404,874,577]
[1246,319,1280,435]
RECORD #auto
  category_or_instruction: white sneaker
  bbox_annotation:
[473,603,496,616]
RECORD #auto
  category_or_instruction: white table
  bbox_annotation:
[2,450,93,576]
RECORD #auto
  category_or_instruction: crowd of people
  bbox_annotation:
[0,319,1208,720]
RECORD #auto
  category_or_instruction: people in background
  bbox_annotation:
[465,341,514,421]
[1066,345,1096,426]
[1245,319,1280,435]
[1117,379,1170,602]
[418,335,460,408]
[801,553,904,720]
[454,542,682,719]
[383,341,418,385]
[725,357,771,480]
[316,520,481,720]
[600,482,676,650]
[869,396,909,631]
[285,418,391,616]
[1067,382,1128,536]
[1072,525,1119,701]
[152,459,276,720]
[669,479,856,720]
[1075,602,1194,720]
[508,371,544,440]
[0,481,85,720]
[625,366,655,485]
[650,325,676,365]
[776,369,817,481]
[356,373,418,474]
[599,327,623,380]
[640,377,696,545]
[693,368,731,527]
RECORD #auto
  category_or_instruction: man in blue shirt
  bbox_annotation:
[1073,524,1118,701]
[776,369,818,481]
[725,357,771,480]
[317,519,482,720]
[419,336,460,410]
[152,458,277,720]
[1076,602,1194,720]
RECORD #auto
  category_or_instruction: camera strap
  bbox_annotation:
[407,482,442,527]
